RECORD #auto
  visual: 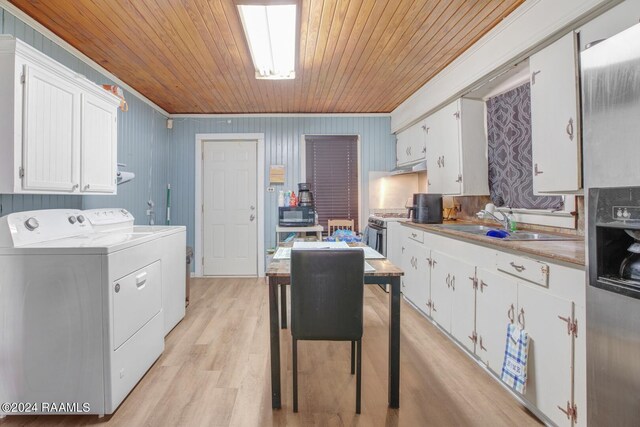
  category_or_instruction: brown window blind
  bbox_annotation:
[305,135,359,232]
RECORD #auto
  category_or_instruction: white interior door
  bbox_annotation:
[202,141,258,276]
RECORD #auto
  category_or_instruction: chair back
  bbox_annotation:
[291,249,364,341]
[328,219,355,235]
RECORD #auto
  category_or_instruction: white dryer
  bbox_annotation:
[0,209,166,416]
[84,209,186,335]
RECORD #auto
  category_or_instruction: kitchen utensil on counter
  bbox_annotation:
[409,193,443,224]
[298,182,315,207]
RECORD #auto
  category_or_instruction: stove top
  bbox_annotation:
[368,212,409,228]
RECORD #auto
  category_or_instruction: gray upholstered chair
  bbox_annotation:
[290,248,365,414]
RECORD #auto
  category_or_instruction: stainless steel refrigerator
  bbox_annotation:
[582,22,640,426]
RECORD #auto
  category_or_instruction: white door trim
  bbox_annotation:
[195,133,265,278]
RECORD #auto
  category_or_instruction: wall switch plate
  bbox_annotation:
[267,186,275,193]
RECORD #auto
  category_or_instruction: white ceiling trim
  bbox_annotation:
[170,113,391,118]
[0,0,170,117]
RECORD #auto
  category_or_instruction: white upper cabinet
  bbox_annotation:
[22,63,80,192]
[81,92,118,193]
[396,119,427,166]
[0,36,120,195]
[530,32,581,194]
[426,99,489,196]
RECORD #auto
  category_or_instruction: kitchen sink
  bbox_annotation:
[433,224,580,241]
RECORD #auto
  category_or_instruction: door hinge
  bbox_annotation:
[558,315,578,338]
[20,73,25,84]
[427,257,433,267]
[558,401,578,423]
[19,166,24,178]
[454,111,460,119]
[456,173,462,183]
[469,275,478,289]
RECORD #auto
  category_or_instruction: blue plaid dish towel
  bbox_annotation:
[500,323,529,394]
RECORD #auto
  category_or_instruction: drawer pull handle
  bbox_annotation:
[136,272,148,289]
[507,304,515,323]
[517,308,525,329]
[510,262,526,272]
[451,276,455,291]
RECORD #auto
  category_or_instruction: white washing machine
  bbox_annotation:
[0,209,178,416]
[84,209,186,335]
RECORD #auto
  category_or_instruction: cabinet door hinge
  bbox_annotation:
[19,167,24,178]
[468,331,477,344]
[557,401,578,423]
[558,315,578,338]
[456,174,462,183]
[427,257,432,267]
[469,275,478,289]
[454,111,460,119]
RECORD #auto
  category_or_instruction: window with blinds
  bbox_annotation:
[305,135,359,232]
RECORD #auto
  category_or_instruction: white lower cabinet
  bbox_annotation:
[398,224,585,426]
[518,284,574,427]
[476,268,518,374]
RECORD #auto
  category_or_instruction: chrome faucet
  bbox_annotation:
[479,210,511,232]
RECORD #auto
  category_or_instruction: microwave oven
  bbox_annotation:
[279,206,316,226]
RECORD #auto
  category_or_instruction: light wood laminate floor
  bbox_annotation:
[1,278,541,426]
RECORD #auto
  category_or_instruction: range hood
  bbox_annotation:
[389,160,427,175]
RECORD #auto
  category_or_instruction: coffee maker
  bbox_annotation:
[297,183,314,207]
[589,186,640,297]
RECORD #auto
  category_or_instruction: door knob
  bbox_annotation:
[250,205,255,211]
[250,214,255,222]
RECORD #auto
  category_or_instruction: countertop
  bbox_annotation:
[401,220,585,267]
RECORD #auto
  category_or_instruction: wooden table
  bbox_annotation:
[275,225,323,245]
[265,246,404,409]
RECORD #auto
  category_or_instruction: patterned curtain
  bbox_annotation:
[486,83,563,209]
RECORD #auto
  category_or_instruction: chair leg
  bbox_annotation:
[350,341,355,375]
[356,339,362,414]
[293,338,298,412]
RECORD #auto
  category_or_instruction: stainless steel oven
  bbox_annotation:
[366,219,386,257]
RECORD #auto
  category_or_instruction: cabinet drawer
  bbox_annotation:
[407,229,424,243]
[113,260,162,350]
[496,252,549,287]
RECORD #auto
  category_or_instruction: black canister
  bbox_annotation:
[411,193,443,224]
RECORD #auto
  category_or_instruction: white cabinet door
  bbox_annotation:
[518,284,573,427]
[438,101,462,195]
[396,131,410,166]
[476,268,518,375]
[80,92,117,193]
[530,32,581,194]
[22,64,80,192]
[401,238,430,314]
[396,121,426,166]
[450,259,477,352]
[429,250,453,330]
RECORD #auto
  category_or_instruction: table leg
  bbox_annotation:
[280,284,287,329]
[269,278,281,409]
[388,276,401,408]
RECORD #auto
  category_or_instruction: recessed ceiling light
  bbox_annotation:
[238,3,297,80]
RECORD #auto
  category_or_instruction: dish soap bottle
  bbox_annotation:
[508,210,517,232]
[289,191,297,206]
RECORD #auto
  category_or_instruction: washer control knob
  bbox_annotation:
[77,215,86,223]
[68,216,77,224]
[24,217,39,231]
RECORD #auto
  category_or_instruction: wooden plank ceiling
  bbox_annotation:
[9,0,524,114]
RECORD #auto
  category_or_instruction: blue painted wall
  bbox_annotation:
[168,116,395,252]
[0,8,170,224]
